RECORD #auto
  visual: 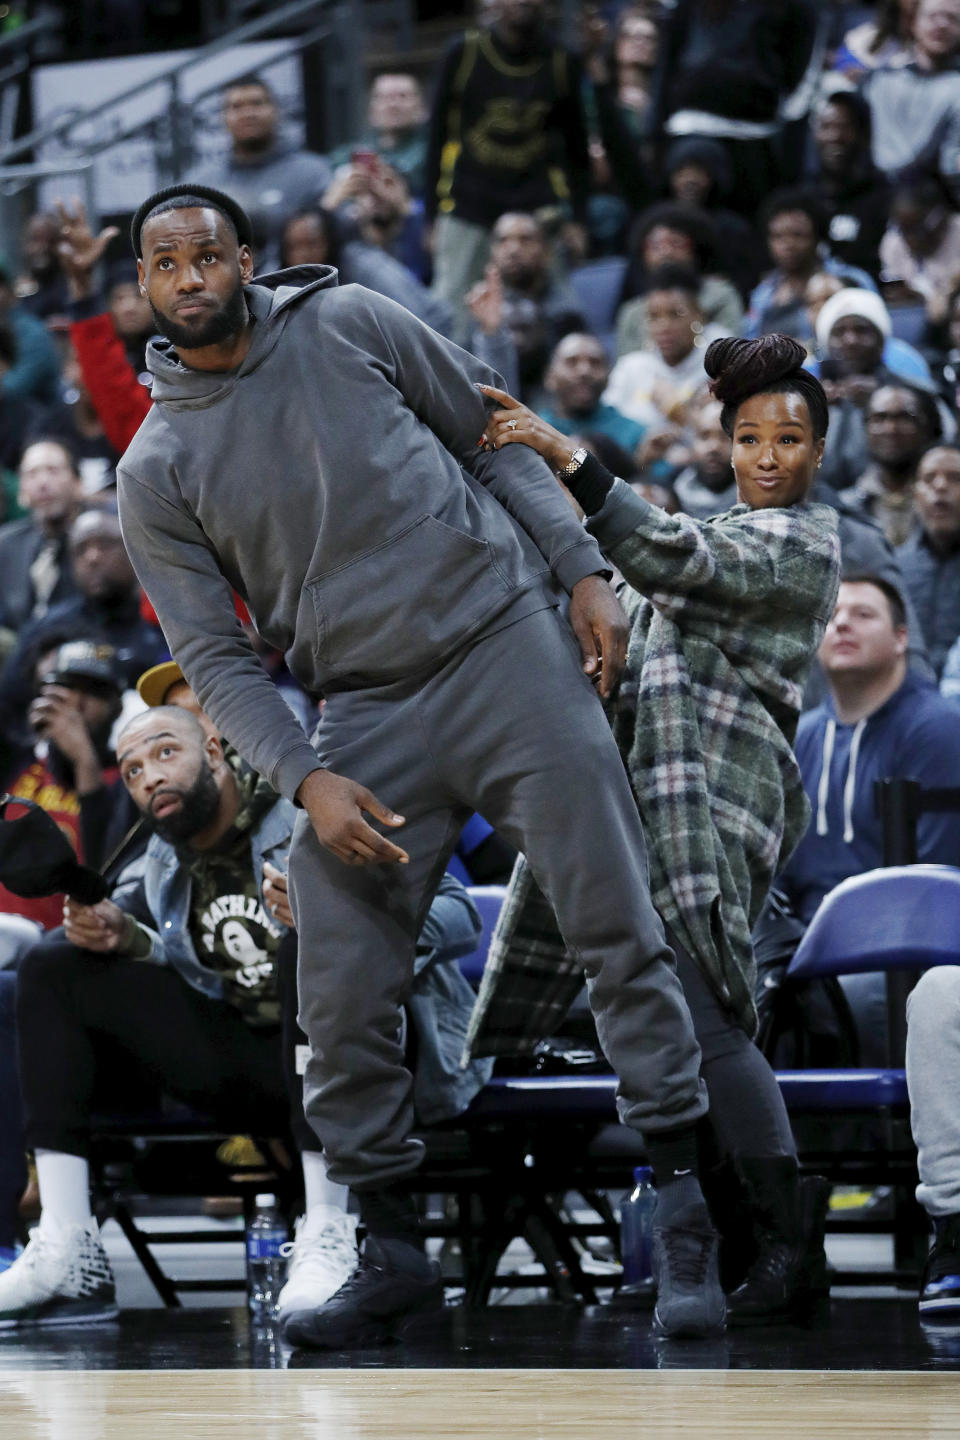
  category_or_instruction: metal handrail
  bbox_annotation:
[21,17,338,182]
[0,9,61,62]
[0,0,337,165]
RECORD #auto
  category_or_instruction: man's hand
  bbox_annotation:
[840,374,879,409]
[63,898,128,953]
[365,162,411,218]
[263,861,295,928]
[321,165,371,212]
[54,200,120,302]
[28,687,103,794]
[465,264,505,337]
[637,425,683,468]
[569,574,629,699]
[296,769,409,867]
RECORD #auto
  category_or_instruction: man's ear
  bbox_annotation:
[239,245,255,284]
[894,625,909,658]
[137,257,146,297]
[814,436,826,469]
[204,732,225,769]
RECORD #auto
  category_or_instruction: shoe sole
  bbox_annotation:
[0,1303,119,1330]
[284,1290,443,1351]
[727,1288,831,1328]
[653,1305,727,1340]
[919,1297,960,1316]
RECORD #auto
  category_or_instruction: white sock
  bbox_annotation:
[301,1151,349,1219]
[35,1150,93,1232]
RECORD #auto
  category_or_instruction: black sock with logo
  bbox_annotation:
[645,1125,707,1222]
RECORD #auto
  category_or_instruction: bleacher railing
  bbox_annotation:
[0,0,364,180]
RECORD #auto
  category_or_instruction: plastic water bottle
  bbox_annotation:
[617,1165,657,1308]
[246,1193,288,1321]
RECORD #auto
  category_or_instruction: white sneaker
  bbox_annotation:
[277,1209,359,1321]
[0,1220,117,1328]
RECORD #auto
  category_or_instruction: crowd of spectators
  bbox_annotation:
[0,0,959,1323]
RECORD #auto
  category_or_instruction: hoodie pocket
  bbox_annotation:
[307,514,512,682]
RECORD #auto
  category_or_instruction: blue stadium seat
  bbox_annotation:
[458,884,507,986]
[787,865,960,981]
[469,1068,912,1119]
[568,257,629,337]
[888,307,929,349]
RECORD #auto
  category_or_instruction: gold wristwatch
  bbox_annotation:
[556,446,588,480]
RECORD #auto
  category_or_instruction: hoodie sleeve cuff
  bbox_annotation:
[586,477,656,553]
[272,742,326,805]
[553,535,612,591]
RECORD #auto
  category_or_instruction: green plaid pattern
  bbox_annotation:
[467,498,841,1060]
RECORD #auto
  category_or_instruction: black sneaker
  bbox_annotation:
[282,1234,443,1349]
[652,1201,727,1339]
[920,1215,960,1319]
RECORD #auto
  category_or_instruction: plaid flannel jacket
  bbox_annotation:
[466,483,841,1060]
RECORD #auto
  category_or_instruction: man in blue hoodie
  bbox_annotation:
[116,185,720,1347]
[782,574,960,1321]
[780,574,960,930]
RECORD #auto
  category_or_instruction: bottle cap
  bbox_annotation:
[633,1166,654,1185]
[254,1193,277,1207]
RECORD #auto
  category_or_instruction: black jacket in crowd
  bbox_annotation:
[424,25,590,228]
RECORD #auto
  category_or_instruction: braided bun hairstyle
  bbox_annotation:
[704,335,829,440]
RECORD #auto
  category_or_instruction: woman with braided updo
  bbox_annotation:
[469,335,842,1326]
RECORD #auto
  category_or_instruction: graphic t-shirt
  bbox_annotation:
[180,771,284,1028]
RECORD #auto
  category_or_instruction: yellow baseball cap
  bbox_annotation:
[136,660,186,709]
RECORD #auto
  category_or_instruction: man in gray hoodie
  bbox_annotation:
[117,183,721,1347]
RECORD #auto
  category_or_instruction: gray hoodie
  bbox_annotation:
[117,267,603,801]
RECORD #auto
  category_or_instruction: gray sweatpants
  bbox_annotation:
[906,966,960,1218]
[288,607,707,1189]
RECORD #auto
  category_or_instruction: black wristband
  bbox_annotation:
[564,451,616,516]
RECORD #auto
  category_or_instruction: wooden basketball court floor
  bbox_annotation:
[0,1367,958,1440]
[0,1300,958,1438]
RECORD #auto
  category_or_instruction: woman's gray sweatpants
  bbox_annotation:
[906,966,960,1218]
[288,606,707,1190]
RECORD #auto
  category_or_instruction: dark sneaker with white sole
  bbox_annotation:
[0,1221,118,1329]
[652,1201,727,1339]
[282,1234,443,1349]
[920,1215,960,1319]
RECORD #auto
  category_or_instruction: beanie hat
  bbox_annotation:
[815,287,892,353]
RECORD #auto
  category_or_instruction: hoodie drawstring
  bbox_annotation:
[816,715,867,842]
[816,719,835,836]
[842,718,867,844]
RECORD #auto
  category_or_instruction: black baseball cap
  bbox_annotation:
[41,641,120,695]
[131,184,254,258]
[0,794,108,904]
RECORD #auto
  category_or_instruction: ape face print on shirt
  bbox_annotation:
[189,862,284,1027]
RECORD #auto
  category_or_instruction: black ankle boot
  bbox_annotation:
[701,1160,756,1293]
[727,1157,830,1326]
